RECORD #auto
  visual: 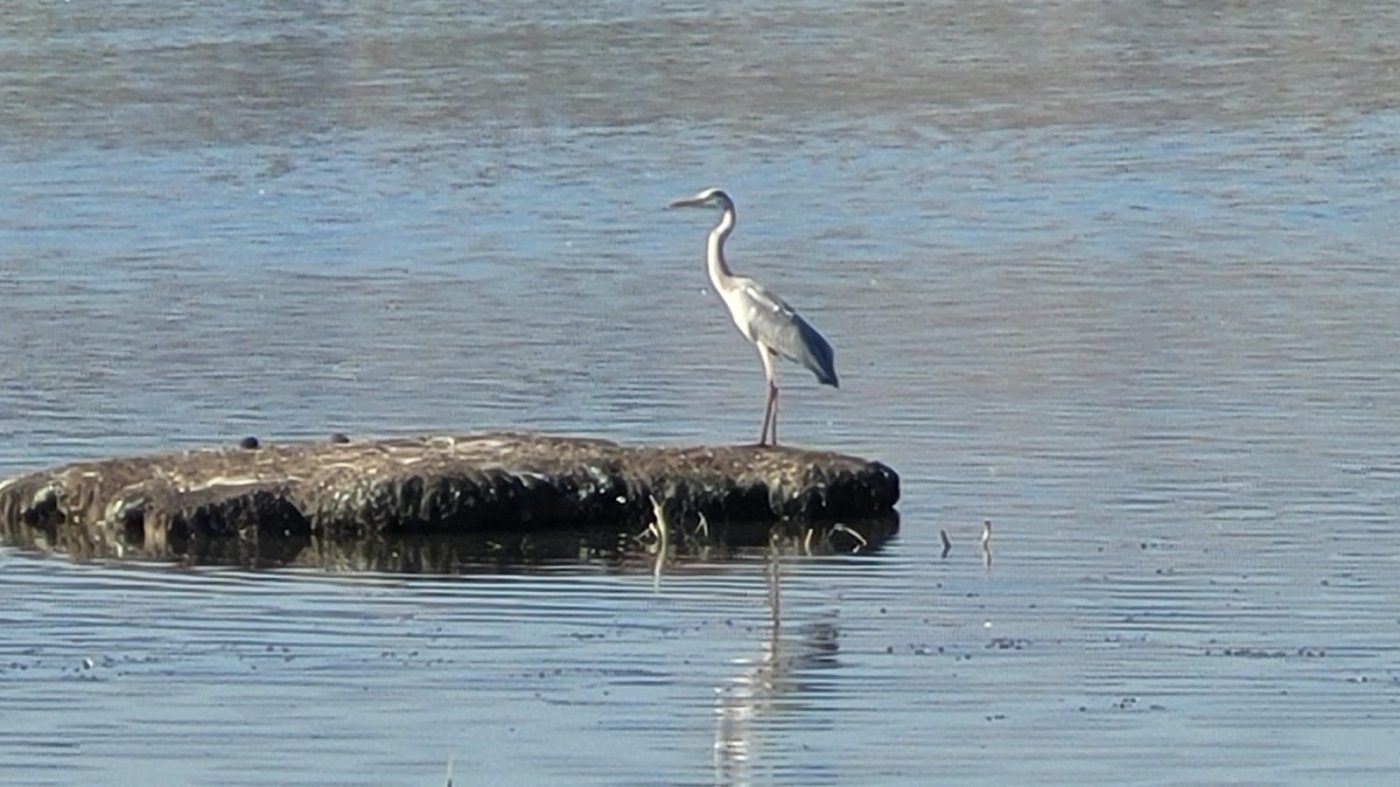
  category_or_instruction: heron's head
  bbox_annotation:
[668,187,734,212]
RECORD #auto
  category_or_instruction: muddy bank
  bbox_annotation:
[0,433,900,568]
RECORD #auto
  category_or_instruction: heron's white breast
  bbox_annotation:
[719,288,758,342]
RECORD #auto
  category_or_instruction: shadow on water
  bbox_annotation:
[249,513,902,573]
[10,512,900,573]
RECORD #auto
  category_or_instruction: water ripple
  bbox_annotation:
[6,0,1400,783]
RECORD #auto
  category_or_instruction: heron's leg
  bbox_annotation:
[757,345,779,446]
[765,377,779,445]
[770,374,780,445]
[759,384,776,446]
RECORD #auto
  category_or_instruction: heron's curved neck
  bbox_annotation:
[707,206,737,290]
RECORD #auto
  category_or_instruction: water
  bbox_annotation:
[4,0,1400,783]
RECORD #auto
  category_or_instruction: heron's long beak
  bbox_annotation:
[668,196,703,209]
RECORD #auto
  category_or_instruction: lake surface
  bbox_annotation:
[3,1,1400,784]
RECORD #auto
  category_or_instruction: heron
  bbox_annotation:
[668,187,838,447]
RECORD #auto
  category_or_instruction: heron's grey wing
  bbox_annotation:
[735,279,839,388]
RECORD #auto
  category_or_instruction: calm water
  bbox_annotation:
[4,1,1400,784]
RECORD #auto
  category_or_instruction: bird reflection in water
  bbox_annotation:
[712,531,843,783]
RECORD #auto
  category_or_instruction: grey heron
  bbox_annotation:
[668,187,838,446]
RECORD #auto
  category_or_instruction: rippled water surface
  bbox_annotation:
[4,1,1400,784]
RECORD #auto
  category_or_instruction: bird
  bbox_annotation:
[668,187,838,447]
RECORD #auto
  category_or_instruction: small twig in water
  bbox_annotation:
[648,495,671,589]
[831,523,868,551]
[642,494,671,545]
[940,528,952,558]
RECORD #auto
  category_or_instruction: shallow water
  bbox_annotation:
[4,0,1400,784]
